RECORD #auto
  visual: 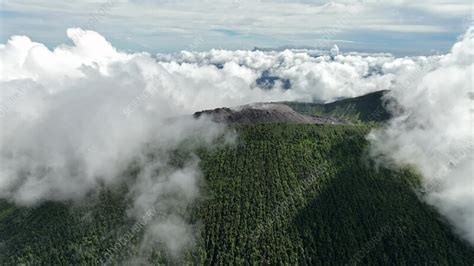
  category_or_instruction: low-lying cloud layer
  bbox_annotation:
[0,27,472,255]
[0,28,230,256]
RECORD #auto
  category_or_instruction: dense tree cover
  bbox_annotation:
[0,123,473,265]
[283,90,392,123]
[0,190,136,264]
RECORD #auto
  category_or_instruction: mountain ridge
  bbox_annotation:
[193,102,347,125]
[194,90,391,125]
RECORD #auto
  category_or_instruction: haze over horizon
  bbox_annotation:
[1,0,472,55]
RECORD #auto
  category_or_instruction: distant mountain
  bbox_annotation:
[252,46,320,52]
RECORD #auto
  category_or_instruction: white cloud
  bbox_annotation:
[369,27,474,245]
[1,0,470,52]
[0,28,398,256]
[0,28,230,255]
[0,26,472,255]
[361,24,449,33]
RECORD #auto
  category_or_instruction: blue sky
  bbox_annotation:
[0,0,472,55]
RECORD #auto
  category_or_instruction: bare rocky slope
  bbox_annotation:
[194,103,347,125]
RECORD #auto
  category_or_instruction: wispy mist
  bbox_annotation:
[0,28,230,255]
[1,26,473,257]
[369,27,474,245]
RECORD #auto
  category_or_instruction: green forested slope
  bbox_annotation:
[283,90,391,123]
[0,123,473,265]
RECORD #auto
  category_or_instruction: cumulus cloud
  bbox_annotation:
[1,26,471,256]
[0,28,229,255]
[155,47,401,102]
[368,27,474,245]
